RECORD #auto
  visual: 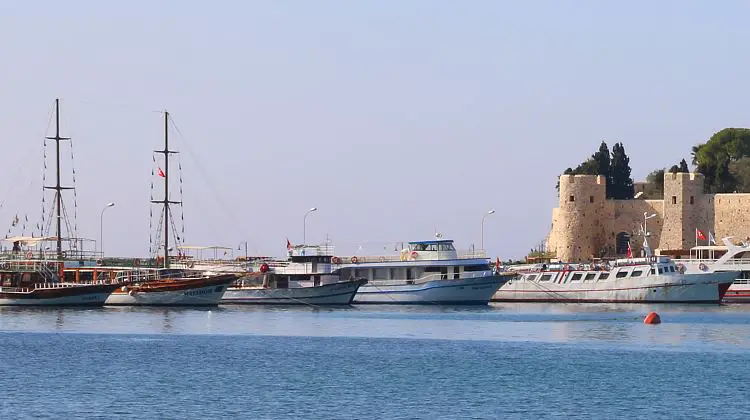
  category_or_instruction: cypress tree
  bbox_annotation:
[610,142,634,199]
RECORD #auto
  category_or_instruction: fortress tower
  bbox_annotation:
[660,172,707,250]
[548,175,607,261]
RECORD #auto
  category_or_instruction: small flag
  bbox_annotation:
[709,231,716,245]
[11,214,18,227]
[495,257,501,271]
[696,228,706,241]
[626,242,632,258]
[286,238,292,250]
[157,167,166,177]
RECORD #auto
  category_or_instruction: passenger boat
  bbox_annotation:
[221,244,366,305]
[61,264,236,306]
[493,236,737,303]
[335,239,512,305]
[674,237,750,303]
[0,252,119,306]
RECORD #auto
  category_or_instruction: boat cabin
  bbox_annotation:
[519,257,682,284]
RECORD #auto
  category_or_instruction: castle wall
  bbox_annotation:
[714,194,750,241]
[546,171,734,261]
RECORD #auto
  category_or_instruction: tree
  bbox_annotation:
[729,157,750,192]
[554,143,608,192]
[643,169,665,199]
[679,158,689,172]
[692,128,750,192]
[609,142,634,199]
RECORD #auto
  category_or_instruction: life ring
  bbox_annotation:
[133,258,141,267]
[187,261,195,269]
[410,251,418,260]
[351,256,358,264]
[699,263,708,271]
[25,251,33,259]
[96,259,103,266]
[1,262,9,269]
[259,263,269,273]
[331,256,341,264]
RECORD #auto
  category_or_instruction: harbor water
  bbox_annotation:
[2,303,750,419]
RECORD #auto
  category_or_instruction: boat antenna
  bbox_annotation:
[151,111,180,268]
[43,98,73,260]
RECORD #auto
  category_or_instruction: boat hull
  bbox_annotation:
[105,274,236,306]
[0,283,119,306]
[723,282,750,303]
[222,279,365,305]
[492,271,736,303]
[352,274,509,305]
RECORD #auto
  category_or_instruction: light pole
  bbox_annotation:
[238,241,248,260]
[303,207,317,246]
[643,212,656,256]
[99,202,115,256]
[481,209,496,251]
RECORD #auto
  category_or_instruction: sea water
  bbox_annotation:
[1,303,749,419]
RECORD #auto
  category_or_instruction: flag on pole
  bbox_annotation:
[286,238,293,251]
[495,257,501,271]
[696,228,706,241]
[157,167,166,178]
[626,242,632,258]
[709,231,716,245]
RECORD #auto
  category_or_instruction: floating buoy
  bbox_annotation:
[644,311,661,324]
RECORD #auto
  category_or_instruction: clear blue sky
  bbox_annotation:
[1,1,749,259]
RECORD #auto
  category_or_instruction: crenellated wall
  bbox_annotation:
[546,172,750,261]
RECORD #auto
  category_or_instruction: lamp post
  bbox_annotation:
[481,209,496,251]
[99,202,115,256]
[303,207,317,246]
[643,212,656,256]
[238,241,248,260]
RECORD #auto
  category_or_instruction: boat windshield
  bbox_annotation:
[410,242,455,252]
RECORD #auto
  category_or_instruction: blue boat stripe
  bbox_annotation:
[357,280,505,295]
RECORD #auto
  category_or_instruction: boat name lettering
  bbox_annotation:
[183,288,213,297]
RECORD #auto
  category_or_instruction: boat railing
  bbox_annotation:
[336,249,488,264]
[366,270,492,286]
[680,257,750,267]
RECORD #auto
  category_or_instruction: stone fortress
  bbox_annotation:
[546,172,750,262]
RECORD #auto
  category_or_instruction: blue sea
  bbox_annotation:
[1,303,750,419]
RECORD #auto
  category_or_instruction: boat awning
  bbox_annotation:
[180,245,233,250]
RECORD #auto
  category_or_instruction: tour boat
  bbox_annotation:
[221,245,367,305]
[334,239,512,305]
[676,237,750,303]
[0,257,119,306]
[493,237,737,303]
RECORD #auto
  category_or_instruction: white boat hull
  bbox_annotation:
[105,284,228,306]
[492,271,736,303]
[222,280,364,305]
[353,275,508,304]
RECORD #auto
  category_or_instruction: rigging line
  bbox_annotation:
[168,117,257,249]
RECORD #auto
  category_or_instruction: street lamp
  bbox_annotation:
[100,202,115,256]
[643,212,656,256]
[238,241,248,260]
[303,207,317,246]
[481,209,496,250]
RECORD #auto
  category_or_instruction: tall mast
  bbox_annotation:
[44,98,72,259]
[152,111,180,268]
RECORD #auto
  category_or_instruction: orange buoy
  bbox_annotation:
[643,311,661,324]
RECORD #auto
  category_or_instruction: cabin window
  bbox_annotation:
[355,269,369,279]
[650,268,655,275]
[569,195,575,202]
[670,266,675,272]
[526,274,537,281]
[631,270,642,277]
[599,273,609,280]
[571,273,582,281]
[616,271,628,278]
[672,196,677,204]
[690,196,694,205]
[439,243,456,251]
[658,267,663,274]
[589,196,594,203]
[453,267,460,279]
[373,268,389,280]
[540,274,552,281]
[406,269,413,280]
[584,273,596,281]
[464,265,488,272]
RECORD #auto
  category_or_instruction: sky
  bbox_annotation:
[1,0,750,260]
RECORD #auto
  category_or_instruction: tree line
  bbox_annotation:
[558,128,750,199]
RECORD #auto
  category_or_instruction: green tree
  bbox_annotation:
[609,142,634,199]
[692,128,750,192]
[729,157,750,192]
[643,169,665,199]
[679,158,689,172]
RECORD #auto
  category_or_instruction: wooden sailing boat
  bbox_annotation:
[70,110,236,306]
[0,99,121,306]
